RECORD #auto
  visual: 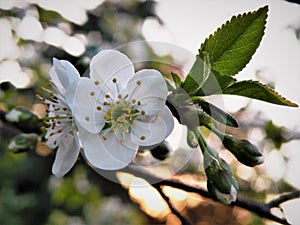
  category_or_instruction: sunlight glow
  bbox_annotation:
[129,177,170,220]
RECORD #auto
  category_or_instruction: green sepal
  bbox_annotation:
[171,72,182,88]
[192,97,239,127]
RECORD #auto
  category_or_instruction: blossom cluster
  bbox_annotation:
[40,50,174,177]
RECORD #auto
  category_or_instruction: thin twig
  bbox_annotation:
[267,191,300,208]
[153,184,192,225]
[116,166,296,225]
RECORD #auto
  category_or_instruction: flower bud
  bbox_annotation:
[205,154,238,204]
[222,135,264,167]
[150,141,173,160]
[5,107,38,123]
[8,133,38,153]
[187,130,198,148]
[207,176,238,205]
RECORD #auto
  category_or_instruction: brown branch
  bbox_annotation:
[153,183,193,225]
[114,166,296,225]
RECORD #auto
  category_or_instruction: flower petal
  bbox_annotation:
[52,133,80,177]
[80,131,138,170]
[50,58,80,95]
[131,106,174,147]
[89,50,135,98]
[72,77,106,133]
[127,69,168,115]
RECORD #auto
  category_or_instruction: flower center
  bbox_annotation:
[104,100,137,132]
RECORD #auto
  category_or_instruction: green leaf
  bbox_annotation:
[223,80,298,107]
[192,97,239,127]
[199,6,268,76]
[194,71,236,96]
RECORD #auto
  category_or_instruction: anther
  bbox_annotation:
[90,91,95,96]
[63,107,68,111]
[112,78,117,83]
[118,94,122,99]
[94,80,100,85]
[102,136,107,140]
[110,129,115,133]
[105,94,110,98]
[137,101,141,106]
[85,116,90,121]
[131,99,136,104]
[120,139,125,143]
[103,101,108,106]
[136,80,141,85]
[141,110,145,115]
[96,106,102,111]
[140,136,146,140]
[54,140,57,145]
[57,129,62,133]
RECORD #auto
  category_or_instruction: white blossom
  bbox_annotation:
[40,58,80,177]
[72,50,174,170]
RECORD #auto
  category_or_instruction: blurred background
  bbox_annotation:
[0,0,300,224]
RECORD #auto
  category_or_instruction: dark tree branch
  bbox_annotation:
[153,183,192,225]
[267,191,300,208]
[114,166,297,225]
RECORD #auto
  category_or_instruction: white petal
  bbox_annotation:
[131,106,174,146]
[89,50,134,98]
[81,131,138,170]
[50,58,80,95]
[52,133,80,177]
[114,129,137,150]
[64,78,80,108]
[72,77,106,133]
[127,69,168,115]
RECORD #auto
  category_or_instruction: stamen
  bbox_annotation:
[136,80,142,86]
[102,135,107,140]
[140,136,146,140]
[90,91,95,96]
[103,101,109,106]
[141,110,145,115]
[96,106,102,111]
[105,94,110,98]
[131,99,136,104]
[137,101,141,106]
[85,116,90,121]
[112,78,117,83]
[94,80,100,85]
